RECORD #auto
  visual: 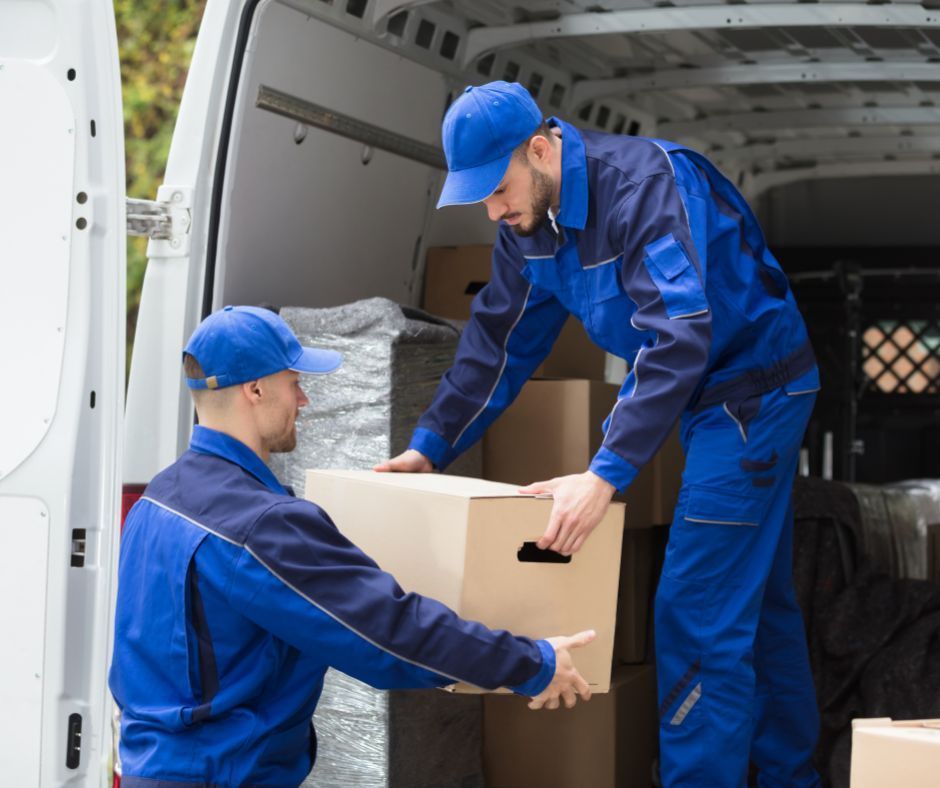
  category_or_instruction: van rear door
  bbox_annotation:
[0,1,125,785]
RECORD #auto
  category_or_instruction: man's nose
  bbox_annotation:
[483,197,503,223]
[297,388,310,408]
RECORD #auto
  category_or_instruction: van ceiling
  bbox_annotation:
[302,0,940,197]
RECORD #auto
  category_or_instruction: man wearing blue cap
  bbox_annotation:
[377,83,822,786]
[109,305,595,787]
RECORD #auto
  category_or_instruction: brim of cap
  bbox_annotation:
[436,151,513,208]
[290,346,343,375]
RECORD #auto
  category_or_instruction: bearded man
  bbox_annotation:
[377,81,822,787]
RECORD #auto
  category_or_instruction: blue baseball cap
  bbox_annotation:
[437,81,543,209]
[183,305,342,390]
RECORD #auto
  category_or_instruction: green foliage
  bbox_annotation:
[116,0,206,366]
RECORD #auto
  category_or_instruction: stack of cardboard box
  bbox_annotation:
[302,470,646,787]
[422,245,687,788]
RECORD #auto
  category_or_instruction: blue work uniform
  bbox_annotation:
[109,426,554,787]
[410,120,821,786]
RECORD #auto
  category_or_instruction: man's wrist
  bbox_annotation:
[586,470,616,498]
[509,639,555,697]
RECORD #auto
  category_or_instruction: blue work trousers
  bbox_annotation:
[655,382,821,787]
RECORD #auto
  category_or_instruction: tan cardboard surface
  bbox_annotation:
[483,380,616,485]
[535,319,607,380]
[308,468,526,499]
[306,471,472,611]
[459,497,622,693]
[483,665,658,788]
[305,470,624,693]
[851,718,940,787]
[483,379,684,527]
[423,245,606,379]
[423,245,492,321]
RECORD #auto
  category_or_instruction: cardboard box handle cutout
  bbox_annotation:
[517,542,572,564]
[464,281,486,295]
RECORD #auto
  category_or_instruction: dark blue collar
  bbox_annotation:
[189,425,289,496]
[549,117,588,231]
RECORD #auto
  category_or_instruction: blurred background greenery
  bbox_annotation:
[116,0,207,367]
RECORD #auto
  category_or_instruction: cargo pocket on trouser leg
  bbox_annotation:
[684,485,767,528]
[664,485,772,585]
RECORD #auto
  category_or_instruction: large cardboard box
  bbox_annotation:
[423,245,607,380]
[483,665,658,788]
[304,470,625,693]
[423,245,492,321]
[850,718,940,787]
[482,379,684,526]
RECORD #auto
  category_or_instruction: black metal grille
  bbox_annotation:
[862,320,940,394]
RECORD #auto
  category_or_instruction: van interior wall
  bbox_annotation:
[759,176,940,248]
[216,0,452,312]
[425,202,498,248]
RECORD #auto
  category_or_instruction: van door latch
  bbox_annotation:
[126,185,193,257]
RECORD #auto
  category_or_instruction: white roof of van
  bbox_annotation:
[347,0,940,196]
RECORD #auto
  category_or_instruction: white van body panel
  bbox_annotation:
[123,0,244,484]
[0,0,125,785]
[0,62,74,477]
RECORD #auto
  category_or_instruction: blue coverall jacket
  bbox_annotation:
[410,120,822,787]
[409,119,817,490]
[109,426,554,787]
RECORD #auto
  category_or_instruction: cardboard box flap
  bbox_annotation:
[854,717,940,730]
[307,469,545,500]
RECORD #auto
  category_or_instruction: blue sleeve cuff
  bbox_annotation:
[408,428,455,470]
[589,446,640,493]
[509,639,555,697]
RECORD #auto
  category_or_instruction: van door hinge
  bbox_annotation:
[126,185,193,257]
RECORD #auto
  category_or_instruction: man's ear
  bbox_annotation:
[528,133,554,165]
[243,379,263,403]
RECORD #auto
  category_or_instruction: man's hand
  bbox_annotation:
[528,629,596,710]
[373,449,434,473]
[519,471,616,556]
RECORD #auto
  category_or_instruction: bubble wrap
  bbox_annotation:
[848,481,940,580]
[267,298,483,787]
[306,670,484,788]
[269,298,480,491]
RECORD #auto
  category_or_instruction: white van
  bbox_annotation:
[4,0,940,784]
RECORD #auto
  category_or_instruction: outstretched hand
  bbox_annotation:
[528,629,596,710]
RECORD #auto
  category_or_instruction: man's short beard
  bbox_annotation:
[512,165,554,237]
[269,428,297,454]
